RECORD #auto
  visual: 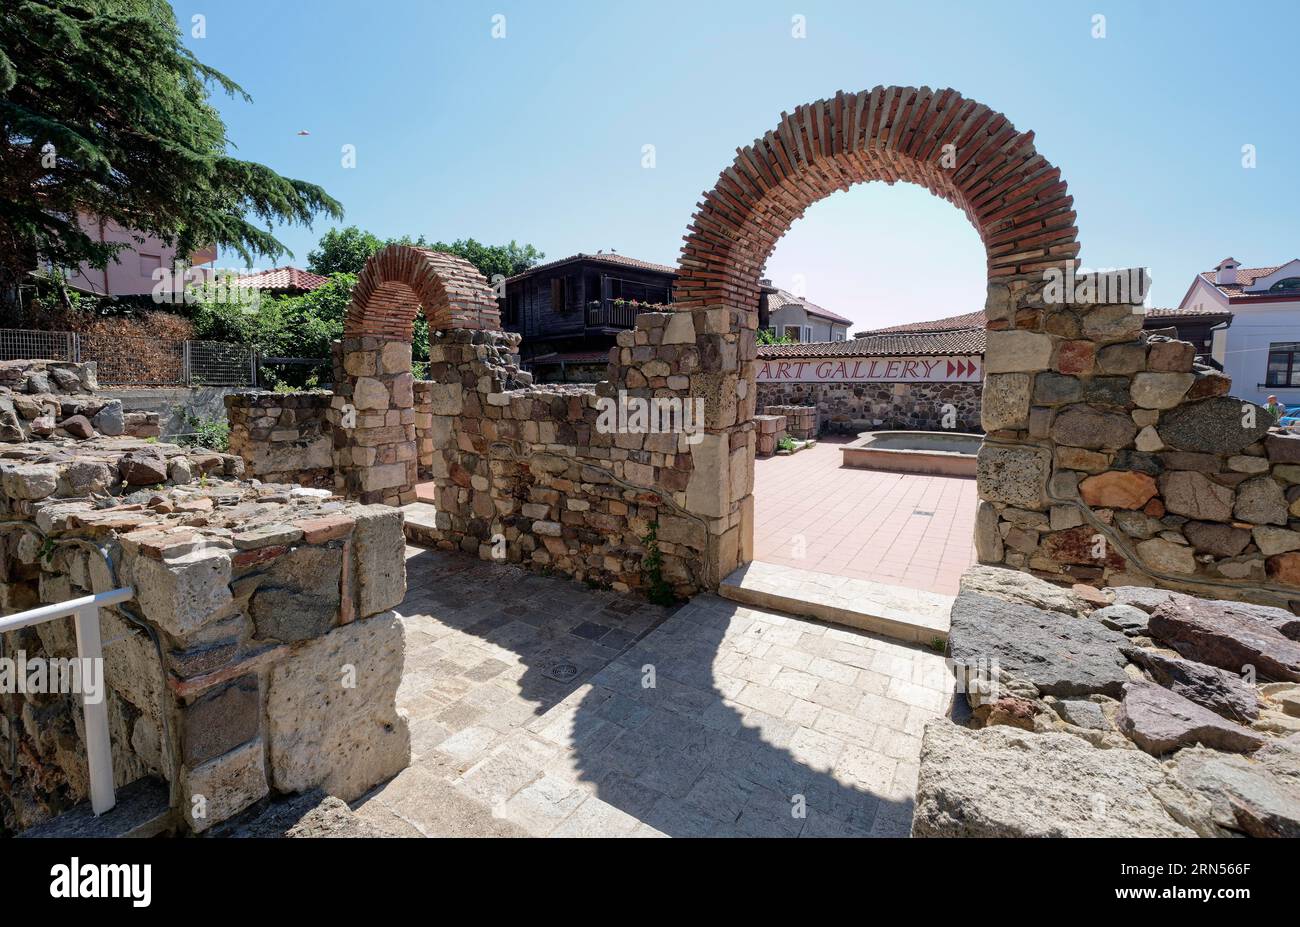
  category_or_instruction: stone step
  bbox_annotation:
[400,501,440,545]
[720,560,952,646]
[18,777,175,838]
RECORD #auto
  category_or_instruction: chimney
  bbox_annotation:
[759,277,773,287]
[1215,257,1240,286]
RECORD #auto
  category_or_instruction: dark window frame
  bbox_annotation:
[1265,341,1300,388]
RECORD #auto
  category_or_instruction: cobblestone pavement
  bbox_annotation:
[352,546,954,838]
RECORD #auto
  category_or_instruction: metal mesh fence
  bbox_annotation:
[188,340,256,386]
[0,328,256,386]
[0,329,77,362]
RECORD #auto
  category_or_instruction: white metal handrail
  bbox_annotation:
[0,586,134,816]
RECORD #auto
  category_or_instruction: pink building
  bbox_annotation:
[62,214,216,297]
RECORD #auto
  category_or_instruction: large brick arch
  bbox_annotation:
[675,86,1079,312]
[668,86,1085,588]
[344,244,500,339]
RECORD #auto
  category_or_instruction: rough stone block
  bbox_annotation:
[266,611,410,802]
[352,504,406,618]
[182,675,260,767]
[985,331,1053,373]
[183,739,269,833]
[981,373,1031,432]
[131,547,233,638]
[976,444,1049,509]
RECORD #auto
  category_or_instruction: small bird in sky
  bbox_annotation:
[296,129,310,136]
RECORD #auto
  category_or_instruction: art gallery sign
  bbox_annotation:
[756,355,983,383]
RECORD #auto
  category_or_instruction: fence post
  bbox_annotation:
[182,340,192,386]
[250,345,259,388]
[69,331,80,363]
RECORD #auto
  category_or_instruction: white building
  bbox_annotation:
[759,281,852,343]
[1177,257,1300,406]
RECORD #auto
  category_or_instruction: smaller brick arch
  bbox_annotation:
[343,244,500,340]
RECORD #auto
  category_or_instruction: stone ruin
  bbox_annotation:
[218,86,1300,614]
[914,564,1300,838]
[0,359,160,443]
[0,434,409,834]
[977,297,1300,610]
[8,84,1300,838]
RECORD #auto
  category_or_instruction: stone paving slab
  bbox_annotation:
[720,560,953,644]
[352,546,954,838]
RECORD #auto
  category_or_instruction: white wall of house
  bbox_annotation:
[1220,304,1300,406]
[769,304,848,342]
[1179,261,1300,406]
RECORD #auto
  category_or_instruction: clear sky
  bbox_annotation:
[186,0,1298,332]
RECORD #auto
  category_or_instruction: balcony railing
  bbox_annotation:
[585,298,667,329]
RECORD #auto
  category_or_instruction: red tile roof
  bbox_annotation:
[859,310,987,335]
[506,252,677,283]
[233,266,331,292]
[765,288,853,326]
[1197,263,1297,299]
[1145,306,1233,323]
[758,328,985,358]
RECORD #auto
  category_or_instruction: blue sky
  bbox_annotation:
[187,0,1298,331]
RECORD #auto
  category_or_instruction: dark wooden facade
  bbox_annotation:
[502,254,676,380]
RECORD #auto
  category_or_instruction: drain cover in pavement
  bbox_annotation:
[543,662,579,683]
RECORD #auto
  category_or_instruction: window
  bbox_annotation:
[1266,342,1300,387]
[139,253,162,276]
[1269,277,1300,293]
[550,277,568,312]
[782,325,803,342]
[832,329,846,342]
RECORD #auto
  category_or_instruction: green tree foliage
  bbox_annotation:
[0,0,342,305]
[191,272,355,387]
[307,225,543,283]
[306,226,383,276]
[193,228,543,386]
[757,327,795,345]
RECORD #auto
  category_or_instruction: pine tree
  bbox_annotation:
[0,0,343,307]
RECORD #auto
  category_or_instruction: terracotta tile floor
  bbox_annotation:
[753,436,978,596]
[415,435,978,597]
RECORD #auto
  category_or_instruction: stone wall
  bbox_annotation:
[756,380,982,434]
[763,404,819,440]
[109,385,242,440]
[0,359,159,442]
[0,437,409,834]
[417,323,712,596]
[754,414,786,456]
[977,275,1300,609]
[226,391,334,487]
[413,379,436,481]
[328,337,419,507]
